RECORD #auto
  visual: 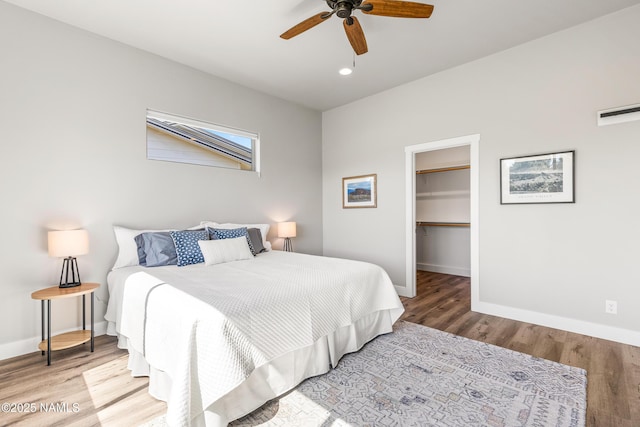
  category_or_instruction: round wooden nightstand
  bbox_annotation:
[31,283,99,365]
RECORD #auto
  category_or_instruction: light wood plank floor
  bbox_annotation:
[400,271,640,427]
[0,337,164,426]
[1,271,638,426]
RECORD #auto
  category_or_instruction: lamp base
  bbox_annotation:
[283,237,293,252]
[59,257,82,288]
[59,281,81,289]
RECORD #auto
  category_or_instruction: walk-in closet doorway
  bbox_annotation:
[404,135,480,306]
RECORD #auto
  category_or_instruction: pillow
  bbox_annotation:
[208,227,256,256]
[198,237,253,266]
[170,229,209,267]
[134,232,177,267]
[113,226,171,269]
[247,228,267,254]
[200,221,271,251]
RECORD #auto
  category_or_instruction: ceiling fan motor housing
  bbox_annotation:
[327,0,364,19]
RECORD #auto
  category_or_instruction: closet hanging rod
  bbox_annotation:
[416,222,470,227]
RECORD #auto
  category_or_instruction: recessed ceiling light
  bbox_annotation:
[339,68,353,76]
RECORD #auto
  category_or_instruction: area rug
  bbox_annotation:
[232,321,586,426]
[142,321,587,426]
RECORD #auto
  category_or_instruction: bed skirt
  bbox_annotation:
[108,309,396,426]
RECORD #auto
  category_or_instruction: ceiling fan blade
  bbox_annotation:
[361,0,434,18]
[280,12,332,40]
[343,17,368,55]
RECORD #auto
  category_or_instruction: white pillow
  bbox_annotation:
[200,221,272,251]
[112,226,167,269]
[198,237,253,266]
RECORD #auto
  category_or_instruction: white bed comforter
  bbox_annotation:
[105,251,404,426]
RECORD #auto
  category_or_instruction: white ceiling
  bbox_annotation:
[6,0,640,111]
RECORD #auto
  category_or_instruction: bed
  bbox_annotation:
[104,228,404,427]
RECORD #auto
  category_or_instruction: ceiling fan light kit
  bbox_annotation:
[280,0,434,56]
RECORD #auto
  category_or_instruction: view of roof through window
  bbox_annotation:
[207,129,252,150]
[146,110,258,172]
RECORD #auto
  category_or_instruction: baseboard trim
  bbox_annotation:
[395,284,411,298]
[417,263,470,278]
[473,301,640,347]
[0,321,107,361]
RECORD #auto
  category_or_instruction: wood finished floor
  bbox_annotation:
[0,337,165,427]
[1,271,638,426]
[400,271,640,427]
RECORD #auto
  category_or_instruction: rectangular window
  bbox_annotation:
[146,109,259,173]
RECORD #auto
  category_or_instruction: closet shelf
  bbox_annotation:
[416,222,470,227]
[416,165,470,175]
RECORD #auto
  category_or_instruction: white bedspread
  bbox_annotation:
[105,251,404,426]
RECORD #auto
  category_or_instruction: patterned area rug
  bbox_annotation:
[231,321,586,426]
[140,321,587,426]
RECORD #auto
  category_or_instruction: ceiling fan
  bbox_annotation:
[280,0,434,55]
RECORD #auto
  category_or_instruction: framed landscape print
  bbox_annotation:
[500,151,575,204]
[343,174,377,208]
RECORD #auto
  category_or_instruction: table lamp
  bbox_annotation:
[48,229,89,288]
[277,222,296,252]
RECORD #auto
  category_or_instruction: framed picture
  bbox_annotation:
[342,174,377,208]
[500,151,575,204]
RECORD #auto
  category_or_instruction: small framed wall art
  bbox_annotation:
[500,151,575,204]
[342,174,377,208]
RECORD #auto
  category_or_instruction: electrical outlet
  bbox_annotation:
[605,300,617,314]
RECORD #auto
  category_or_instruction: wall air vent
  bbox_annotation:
[597,103,640,126]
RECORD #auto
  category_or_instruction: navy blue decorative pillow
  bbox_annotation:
[134,231,178,267]
[170,229,209,267]
[209,227,256,256]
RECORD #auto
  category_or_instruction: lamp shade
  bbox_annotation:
[48,229,89,257]
[277,222,297,238]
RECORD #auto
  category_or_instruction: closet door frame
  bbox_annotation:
[404,134,480,307]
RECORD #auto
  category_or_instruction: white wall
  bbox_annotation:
[323,5,640,344]
[0,2,322,359]
[416,225,471,277]
[416,170,470,222]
